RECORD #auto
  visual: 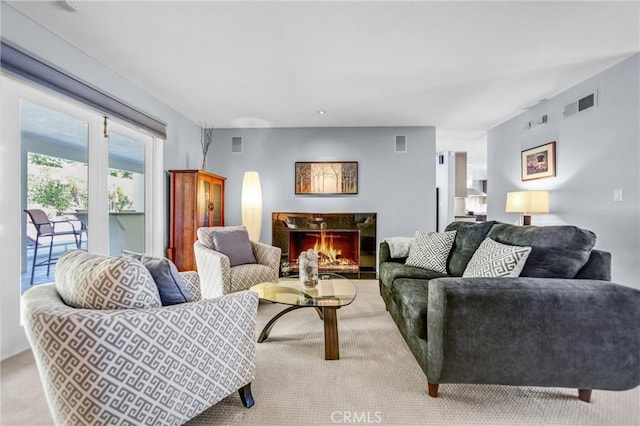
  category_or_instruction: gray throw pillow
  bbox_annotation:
[213,229,257,267]
[197,225,247,250]
[122,250,192,305]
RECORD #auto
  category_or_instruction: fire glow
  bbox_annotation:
[290,231,359,272]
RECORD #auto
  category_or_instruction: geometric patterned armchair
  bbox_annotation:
[21,250,257,425]
[194,226,281,299]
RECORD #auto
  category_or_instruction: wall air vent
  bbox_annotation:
[564,91,597,117]
[231,136,242,153]
[578,93,595,111]
[395,135,407,153]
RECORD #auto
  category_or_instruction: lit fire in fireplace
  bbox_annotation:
[290,231,359,272]
[313,232,346,265]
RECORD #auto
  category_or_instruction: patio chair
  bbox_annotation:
[24,209,86,285]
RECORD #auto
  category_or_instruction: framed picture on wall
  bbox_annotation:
[295,161,358,195]
[521,141,556,181]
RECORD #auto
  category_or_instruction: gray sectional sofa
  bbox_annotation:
[379,221,640,402]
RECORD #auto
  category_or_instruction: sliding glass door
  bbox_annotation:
[107,126,152,256]
[1,76,163,292]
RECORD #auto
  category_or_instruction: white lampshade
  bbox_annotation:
[505,191,549,214]
[241,171,262,241]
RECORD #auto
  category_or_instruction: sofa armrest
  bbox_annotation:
[379,241,408,265]
[427,277,640,390]
[22,284,258,425]
[251,241,281,272]
[574,249,611,281]
[194,240,231,298]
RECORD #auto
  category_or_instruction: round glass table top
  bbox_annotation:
[250,273,356,308]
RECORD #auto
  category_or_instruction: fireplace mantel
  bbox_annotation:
[271,212,377,278]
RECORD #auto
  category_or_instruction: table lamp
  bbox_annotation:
[505,191,549,225]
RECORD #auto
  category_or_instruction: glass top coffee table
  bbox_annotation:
[250,273,357,360]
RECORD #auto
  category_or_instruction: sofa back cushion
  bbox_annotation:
[445,221,497,276]
[56,249,161,310]
[487,223,596,278]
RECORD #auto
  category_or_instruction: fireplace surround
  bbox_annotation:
[272,212,377,278]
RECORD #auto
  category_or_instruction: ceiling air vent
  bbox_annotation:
[564,91,597,117]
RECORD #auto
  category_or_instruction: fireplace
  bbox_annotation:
[272,212,376,278]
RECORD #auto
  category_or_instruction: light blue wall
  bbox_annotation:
[487,54,640,288]
[208,126,437,244]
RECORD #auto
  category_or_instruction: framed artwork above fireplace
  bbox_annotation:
[295,161,358,195]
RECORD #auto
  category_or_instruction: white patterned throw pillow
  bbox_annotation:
[405,229,457,274]
[463,237,532,278]
[56,250,161,310]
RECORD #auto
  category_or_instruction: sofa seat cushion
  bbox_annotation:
[392,278,430,340]
[380,262,448,291]
[487,224,596,278]
[56,249,161,310]
[445,221,497,276]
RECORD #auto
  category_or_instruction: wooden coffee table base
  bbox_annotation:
[257,305,341,360]
[323,307,339,360]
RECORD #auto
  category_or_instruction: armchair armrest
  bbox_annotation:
[22,284,258,425]
[194,240,231,298]
[179,271,201,301]
[427,277,640,390]
[251,241,281,271]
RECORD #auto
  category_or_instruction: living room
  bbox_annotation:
[1,1,639,425]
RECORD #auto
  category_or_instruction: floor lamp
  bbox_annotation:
[505,191,549,225]
[241,171,262,241]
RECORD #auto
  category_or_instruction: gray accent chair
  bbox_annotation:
[194,226,281,299]
[22,270,257,425]
[379,221,640,402]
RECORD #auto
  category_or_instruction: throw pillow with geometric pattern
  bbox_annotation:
[462,237,532,278]
[405,229,457,274]
[56,249,161,310]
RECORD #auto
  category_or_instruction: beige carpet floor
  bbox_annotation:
[2,280,639,425]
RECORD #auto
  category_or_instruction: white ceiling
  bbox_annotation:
[7,1,640,180]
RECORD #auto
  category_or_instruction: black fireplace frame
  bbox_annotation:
[271,212,377,279]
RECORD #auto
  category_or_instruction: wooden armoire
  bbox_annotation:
[167,170,225,271]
